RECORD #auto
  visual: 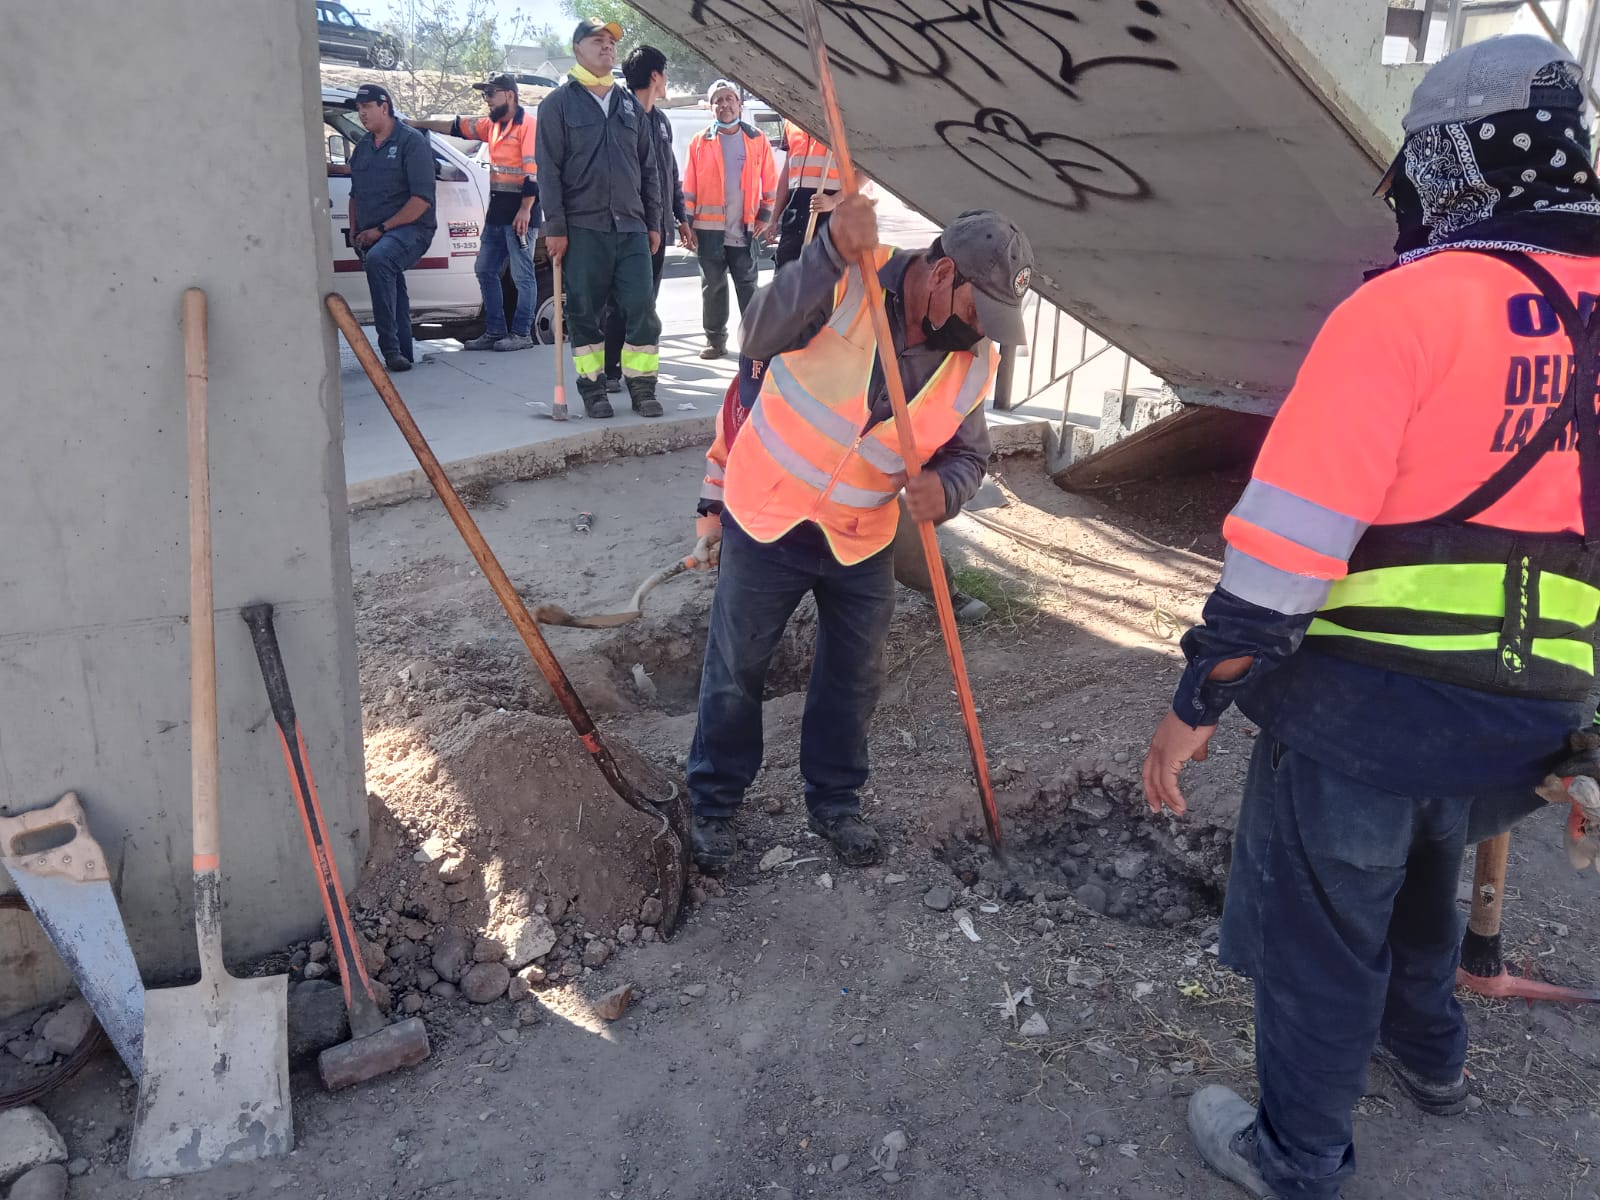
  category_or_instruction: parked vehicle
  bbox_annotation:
[315,2,403,71]
[321,88,554,342]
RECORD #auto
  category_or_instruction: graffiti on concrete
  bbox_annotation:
[936,108,1149,210]
[687,0,1174,205]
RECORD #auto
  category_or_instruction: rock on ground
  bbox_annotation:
[0,1107,67,1186]
[286,980,351,1064]
[9,1162,67,1200]
[430,928,473,983]
[461,962,511,1004]
[594,984,635,1021]
[39,1000,94,1056]
[495,915,557,969]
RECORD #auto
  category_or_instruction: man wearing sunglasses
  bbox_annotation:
[410,73,540,352]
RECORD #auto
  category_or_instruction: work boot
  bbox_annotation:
[495,332,535,352]
[807,813,882,867]
[605,375,624,393]
[1188,1086,1276,1199]
[952,590,991,623]
[691,814,737,872]
[577,378,614,419]
[384,354,412,373]
[461,331,501,350]
[1371,1043,1469,1116]
[700,339,726,360]
[627,378,664,418]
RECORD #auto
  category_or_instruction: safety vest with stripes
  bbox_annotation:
[455,109,537,193]
[783,121,840,193]
[1220,247,1600,700]
[683,123,777,232]
[720,248,997,566]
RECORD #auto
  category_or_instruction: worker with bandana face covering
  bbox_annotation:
[684,197,1032,873]
[1139,36,1600,1200]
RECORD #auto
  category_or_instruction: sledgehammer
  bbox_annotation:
[242,603,432,1089]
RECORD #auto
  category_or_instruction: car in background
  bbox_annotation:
[321,87,554,342]
[315,2,403,71]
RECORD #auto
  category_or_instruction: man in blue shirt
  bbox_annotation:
[348,83,437,372]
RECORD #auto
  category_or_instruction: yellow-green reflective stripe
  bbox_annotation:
[619,348,657,371]
[573,350,605,373]
[1540,573,1600,625]
[1533,637,1594,672]
[1308,618,1593,672]
[1305,618,1498,652]
[1325,564,1505,617]
[1330,563,1600,625]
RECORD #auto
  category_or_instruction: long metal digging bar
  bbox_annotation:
[325,293,687,933]
[797,0,1004,851]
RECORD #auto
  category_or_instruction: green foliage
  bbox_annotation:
[561,0,724,93]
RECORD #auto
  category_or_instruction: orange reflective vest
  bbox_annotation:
[1220,247,1600,698]
[714,248,997,566]
[683,123,777,232]
[783,121,840,193]
[456,108,537,193]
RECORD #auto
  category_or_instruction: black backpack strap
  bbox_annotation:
[1438,249,1600,541]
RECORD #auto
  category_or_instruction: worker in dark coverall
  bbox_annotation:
[686,195,1033,871]
[1141,35,1600,1200]
[535,18,663,418]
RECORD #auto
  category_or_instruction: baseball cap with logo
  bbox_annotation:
[473,73,518,95]
[1402,34,1579,133]
[707,78,740,104]
[573,17,624,45]
[941,210,1034,346]
[349,83,393,109]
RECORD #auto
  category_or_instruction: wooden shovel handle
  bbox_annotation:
[186,287,221,877]
[0,792,110,884]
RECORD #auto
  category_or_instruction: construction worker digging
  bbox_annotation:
[1141,36,1600,1200]
[685,194,1033,871]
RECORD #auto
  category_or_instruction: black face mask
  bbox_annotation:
[921,268,983,353]
[490,102,511,122]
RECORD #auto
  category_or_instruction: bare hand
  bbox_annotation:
[546,235,569,262]
[688,530,721,570]
[649,230,662,255]
[354,227,382,250]
[678,222,697,252]
[811,191,841,215]
[828,194,878,258]
[891,471,946,524]
[1140,711,1217,816]
[513,209,531,238]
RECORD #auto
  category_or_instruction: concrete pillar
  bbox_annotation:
[0,3,365,991]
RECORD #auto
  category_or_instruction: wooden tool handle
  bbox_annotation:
[1467,832,1510,938]
[184,287,226,973]
[0,792,111,884]
[553,257,565,390]
[802,151,834,247]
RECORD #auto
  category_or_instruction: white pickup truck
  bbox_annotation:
[320,87,553,342]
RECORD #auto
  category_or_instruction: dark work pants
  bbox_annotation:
[1219,739,1472,1199]
[604,240,666,382]
[686,519,896,822]
[563,227,661,401]
[695,228,758,345]
[776,189,829,268]
[362,223,431,362]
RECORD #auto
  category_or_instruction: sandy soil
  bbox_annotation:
[28,449,1600,1200]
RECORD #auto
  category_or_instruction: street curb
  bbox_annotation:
[346,410,1049,511]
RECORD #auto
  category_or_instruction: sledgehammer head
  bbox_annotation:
[317,1016,431,1091]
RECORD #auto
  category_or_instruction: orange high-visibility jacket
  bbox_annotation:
[705,248,997,566]
[454,108,537,194]
[683,123,777,232]
[782,120,840,193]
[1221,248,1600,696]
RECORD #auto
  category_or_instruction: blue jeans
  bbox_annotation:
[362,223,431,361]
[475,221,538,337]
[1220,739,1472,1199]
[687,519,896,822]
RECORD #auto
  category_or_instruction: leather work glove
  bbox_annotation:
[688,514,721,571]
[1534,727,1600,872]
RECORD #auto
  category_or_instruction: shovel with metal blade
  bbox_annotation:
[127,288,291,1179]
[533,559,693,629]
[0,791,144,1077]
